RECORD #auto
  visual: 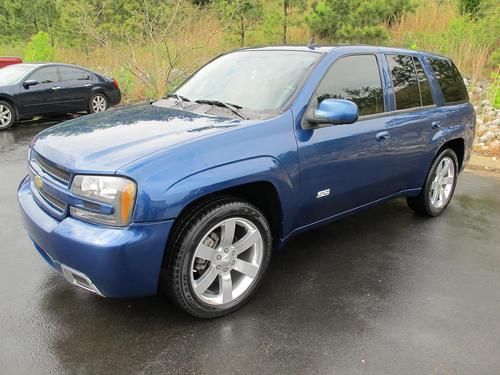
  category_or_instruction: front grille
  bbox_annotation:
[34,182,66,212]
[34,153,71,185]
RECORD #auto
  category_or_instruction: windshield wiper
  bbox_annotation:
[194,99,246,120]
[165,93,191,110]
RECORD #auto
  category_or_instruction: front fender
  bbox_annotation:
[135,156,297,233]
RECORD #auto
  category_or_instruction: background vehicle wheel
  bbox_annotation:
[88,93,108,113]
[162,198,272,318]
[0,101,15,130]
[407,148,459,217]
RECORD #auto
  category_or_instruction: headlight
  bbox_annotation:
[70,175,137,227]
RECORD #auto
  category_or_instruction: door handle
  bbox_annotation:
[375,131,391,142]
[431,121,441,129]
[83,83,92,87]
[51,86,62,91]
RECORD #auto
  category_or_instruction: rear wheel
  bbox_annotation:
[88,93,108,113]
[162,198,272,318]
[0,101,15,130]
[407,148,458,217]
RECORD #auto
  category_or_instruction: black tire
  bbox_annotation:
[0,100,16,130]
[88,93,108,113]
[162,198,272,318]
[407,148,459,217]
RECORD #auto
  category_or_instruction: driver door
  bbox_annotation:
[295,54,397,226]
[19,66,62,116]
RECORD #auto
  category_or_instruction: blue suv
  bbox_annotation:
[18,46,475,317]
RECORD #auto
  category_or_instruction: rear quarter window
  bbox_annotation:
[427,58,468,104]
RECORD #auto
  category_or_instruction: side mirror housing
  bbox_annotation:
[307,99,359,126]
[23,79,38,88]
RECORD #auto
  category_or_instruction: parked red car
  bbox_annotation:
[0,57,22,68]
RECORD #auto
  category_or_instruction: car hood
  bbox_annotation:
[32,103,239,173]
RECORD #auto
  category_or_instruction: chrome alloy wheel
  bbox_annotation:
[190,217,263,306]
[0,104,12,128]
[91,95,107,112]
[429,156,455,209]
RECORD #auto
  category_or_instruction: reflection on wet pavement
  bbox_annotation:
[1,119,499,374]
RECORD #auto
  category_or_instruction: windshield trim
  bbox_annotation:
[172,49,325,115]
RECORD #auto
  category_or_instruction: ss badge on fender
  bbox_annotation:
[316,189,330,199]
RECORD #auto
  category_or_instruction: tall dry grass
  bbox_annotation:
[389,0,492,82]
[54,14,226,102]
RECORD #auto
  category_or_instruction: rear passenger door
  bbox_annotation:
[58,66,93,112]
[384,54,446,191]
[296,54,398,226]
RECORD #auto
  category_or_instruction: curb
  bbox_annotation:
[466,154,500,173]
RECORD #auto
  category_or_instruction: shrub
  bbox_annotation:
[24,32,55,62]
[459,0,481,15]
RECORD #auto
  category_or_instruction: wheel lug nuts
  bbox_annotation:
[217,255,222,260]
[217,265,221,270]
[232,251,235,255]
[232,261,235,265]
[224,268,228,272]
[224,248,229,253]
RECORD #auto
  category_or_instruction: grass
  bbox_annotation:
[389,0,493,83]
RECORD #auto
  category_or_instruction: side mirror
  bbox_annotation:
[307,99,359,126]
[23,79,39,88]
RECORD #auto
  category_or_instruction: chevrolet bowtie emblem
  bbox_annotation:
[34,174,43,190]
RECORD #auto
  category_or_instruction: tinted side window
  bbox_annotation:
[315,55,384,116]
[386,54,420,110]
[428,58,468,103]
[60,67,91,81]
[29,67,58,84]
[413,57,433,106]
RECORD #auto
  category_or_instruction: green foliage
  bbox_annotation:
[459,0,481,15]
[215,0,264,46]
[0,0,58,44]
[309,0,415,43]
[490,70,500,109]
[24,32,55,62]
[112,67,134,99]
[489,50,500,68]
[191,0,212,5]
[400,1,499,59]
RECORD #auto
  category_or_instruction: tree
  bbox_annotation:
[216,0,263,46]
[282,0,307,44]
[0,0,59,44]
[24,31,55,61]
[308,0,415,43]
[62,0,227,98]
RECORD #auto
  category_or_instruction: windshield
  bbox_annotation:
[176,50,320,112]
[0,65,33,85]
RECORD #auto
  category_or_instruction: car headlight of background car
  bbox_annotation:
[70,175,137,227]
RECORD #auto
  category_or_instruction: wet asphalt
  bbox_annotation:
[1,117,500,375]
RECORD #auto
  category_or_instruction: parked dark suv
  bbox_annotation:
[0,63,121,129]
[18,46,475,318]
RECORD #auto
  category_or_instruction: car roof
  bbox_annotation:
[241,45,449,59]
[13,63,95,71]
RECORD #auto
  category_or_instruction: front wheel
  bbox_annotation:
[162,199,272,318]
[0,101,15,130]
[88,93,108,113]
[407,148,459,217]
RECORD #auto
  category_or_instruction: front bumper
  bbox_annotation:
[18,176,173,298]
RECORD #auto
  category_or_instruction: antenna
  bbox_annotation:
[307,37,318,49]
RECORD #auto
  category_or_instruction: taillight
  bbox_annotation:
[112,78,119,89]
